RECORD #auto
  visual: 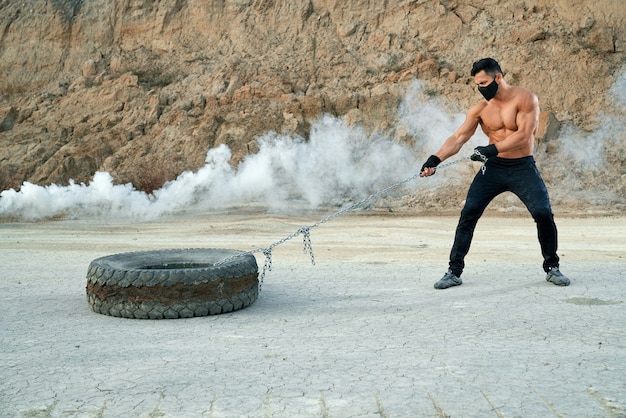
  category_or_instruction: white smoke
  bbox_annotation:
[0,172,153,220]
[557,120,607,170]
[554,68,626,170]
[537,68,626,207]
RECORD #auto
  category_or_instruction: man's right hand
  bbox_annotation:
[420,155,441,177]
[470,144,498,161]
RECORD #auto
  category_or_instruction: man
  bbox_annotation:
[420,57,570,289]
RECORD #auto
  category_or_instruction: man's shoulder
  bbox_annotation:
[511,85,538,101]
[511,86,539,110]
[468,100,488,115]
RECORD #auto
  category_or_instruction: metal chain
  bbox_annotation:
[300,227,315,265]
[259,250,271,292]
[214,154,480,291]
[473,149,488,174]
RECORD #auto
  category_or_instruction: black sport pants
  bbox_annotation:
[449,156,559,277]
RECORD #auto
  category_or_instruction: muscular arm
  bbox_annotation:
[434,105,481,161]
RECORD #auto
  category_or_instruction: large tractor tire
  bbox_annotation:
[86,248,258,319]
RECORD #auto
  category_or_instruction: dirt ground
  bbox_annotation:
[1,211,625,417]
[4,209,621,266]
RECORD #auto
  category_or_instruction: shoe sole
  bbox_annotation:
[547,277,570,286]
[434,280,462,289]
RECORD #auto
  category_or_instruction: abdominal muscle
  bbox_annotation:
[496,144,534,159]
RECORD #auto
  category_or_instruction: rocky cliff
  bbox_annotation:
[0,0,624,213]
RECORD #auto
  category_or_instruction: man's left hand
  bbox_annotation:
[420,155,441,177]
[471,144,498,161]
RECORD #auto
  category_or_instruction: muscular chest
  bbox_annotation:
[480,102,518,132]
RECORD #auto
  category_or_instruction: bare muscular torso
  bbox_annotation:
[473,85,538,159]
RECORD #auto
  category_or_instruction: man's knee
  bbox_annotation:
[530,206,554,223]
[461,199,484,219]
[459,200,484,224]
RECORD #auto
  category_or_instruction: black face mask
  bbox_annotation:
[478,78,498,101]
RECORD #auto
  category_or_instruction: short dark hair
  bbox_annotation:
[471,58,503,76]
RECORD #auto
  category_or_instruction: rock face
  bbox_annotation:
[0,0,625,207]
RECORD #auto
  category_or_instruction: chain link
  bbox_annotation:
[214,154,478,290]
[300,227,315,265]
[472,149,488,174]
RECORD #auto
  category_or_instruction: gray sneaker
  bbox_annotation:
[546,267,570,286]
[434,270,462,289]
